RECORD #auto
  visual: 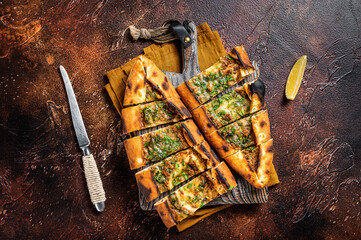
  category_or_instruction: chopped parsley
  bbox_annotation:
[154,171,165,183]
[206,90,251,127]
[227,186,235,191]
[190,71,235,103]
[141,101,173,125]
[143,130,183,162]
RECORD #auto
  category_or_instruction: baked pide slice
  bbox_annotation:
[135,142,220,202]
[123,56,178,106]
[224,139,273,189]
[122,98,191,134]
[192,80,265,136]
[206,110,271,158]
[177,45,254,111]
[124,120,205,170]
[154,161,237,228]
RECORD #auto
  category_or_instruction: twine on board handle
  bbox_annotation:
[129,21,179,43]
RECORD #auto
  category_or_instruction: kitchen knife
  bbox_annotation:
[59,65,106,212]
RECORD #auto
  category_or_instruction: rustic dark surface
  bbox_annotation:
[1,0,360,239]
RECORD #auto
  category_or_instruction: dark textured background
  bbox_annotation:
[1,0,360,239]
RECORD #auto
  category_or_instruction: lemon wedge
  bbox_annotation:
[285,55,307,100]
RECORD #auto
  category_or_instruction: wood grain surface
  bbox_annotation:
[0,0,360,239]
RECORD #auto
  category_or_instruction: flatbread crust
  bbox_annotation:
[251,109,271,145]
[123,58,147,106]
[208,161,237,195]
[121,105,142,134]
[176,45,254,111]
[153,198,177,228]
[135,167,160,202]
[206,110,271,158]
[228,45,253,68]
[124,120,205,170]
[205,130,237,158]
[123,56,178,106]
[181,119,207,147]
[193,141,220,168]
[142,56,179,97]
[135,142,220,202]
[244,80,265,113]
[257,138,273,188]
[168,98,192,118]
[154,162,237,228]
[124,135,144,170]
[176,81,200,111]
[191,106,218,136]
[122,98,191,134]
[224,139,273,189]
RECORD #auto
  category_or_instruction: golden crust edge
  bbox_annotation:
[244,82,265,113]
[121,105,142,134]
[224,150,259,187]
[166,98,192,119]
[135,167,161,202]
[191,106,218,136]
[229,45,254,69]
[224,138,273,189]
[141,56,180,99]
[154,199,177,228]
[211,162,237,195]
[257,138,273,187]
[123,57,146,106]
[176,82,201,111]
[124,136,145,170]
[181,119,205,147]
[251,109,271,145]
[205,131,236,158]
[194,142,221,168]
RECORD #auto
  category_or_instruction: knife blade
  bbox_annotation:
[60,65,106,212]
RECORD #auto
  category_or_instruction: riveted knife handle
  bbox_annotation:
[82,154,106,212]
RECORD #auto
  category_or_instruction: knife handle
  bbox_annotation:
[82,154,106,206]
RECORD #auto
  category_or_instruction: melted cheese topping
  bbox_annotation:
[219,116,256,150]
[150,148,208,194]
[204,89,251,128]
[140,101,181,128]
[188,55,249,103]
[144,83,163,102]
[165,169,227,223]
[142,124,188,163]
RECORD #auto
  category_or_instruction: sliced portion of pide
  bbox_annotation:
[135,142,220,202]
[192,80,265,136]
[224,139,273,189]
[124,120,205,170]
[206,110,271,158]
[123,56,179,106]
[177,46,254,111]
[154,161,237,228]
[122,98,191,134]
